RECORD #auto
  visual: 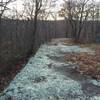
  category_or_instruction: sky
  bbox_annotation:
[5,0,64,19]
[7,0,63,12]
[8,0,24,11]
[5,0,100,20]
[7,0,100,12]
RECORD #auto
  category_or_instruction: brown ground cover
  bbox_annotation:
[65,44,100,81]
[0,55,30,92]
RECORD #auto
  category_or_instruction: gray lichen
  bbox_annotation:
[0,43,99,100]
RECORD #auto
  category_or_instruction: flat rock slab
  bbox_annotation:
[0,43,100,100]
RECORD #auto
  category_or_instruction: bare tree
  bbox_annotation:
[23,0,42,34]
[0,0,16,23]
[95,2,100,37]
[0,0,16,48]
[59,0,94,41]
[23,0,59,48]
[23,0,43,50]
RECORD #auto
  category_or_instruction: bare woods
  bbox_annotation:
[0,19,100,68]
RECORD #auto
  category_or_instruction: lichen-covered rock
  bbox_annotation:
[0,43,99,100]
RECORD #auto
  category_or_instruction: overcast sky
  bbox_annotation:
[7,0,100,12]
[5,0,100,20]
[7,0,63,12]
